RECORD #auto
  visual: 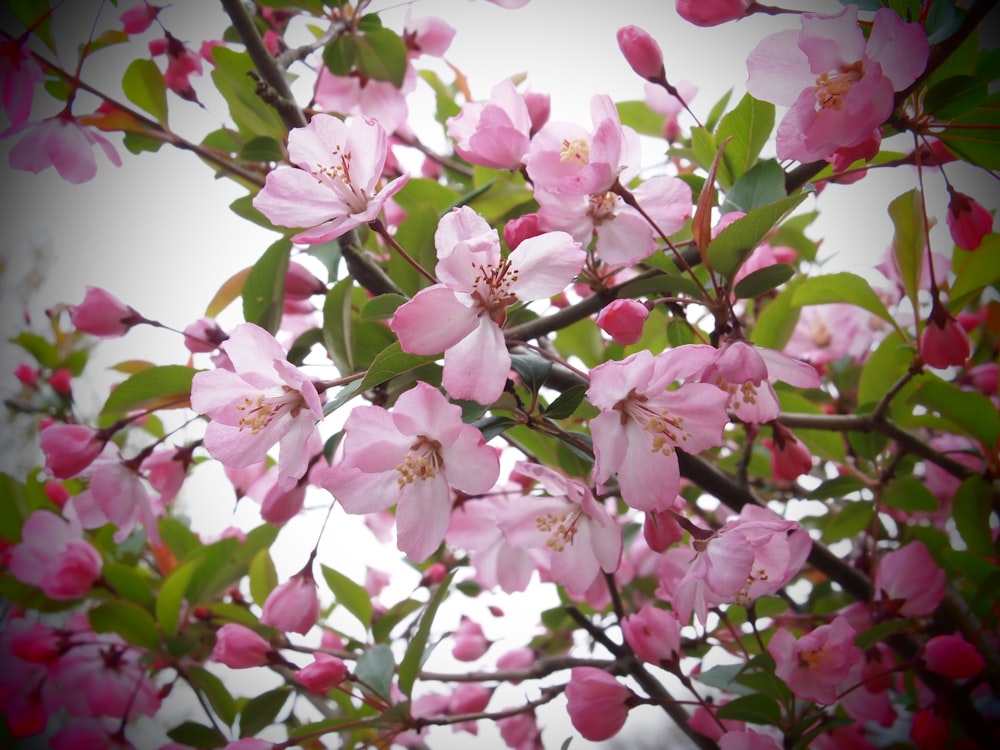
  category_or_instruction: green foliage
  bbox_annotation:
[98,365,197,427]
[243,238,291,334]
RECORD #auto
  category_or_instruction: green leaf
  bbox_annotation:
[185,664,238,727]
[474,415,518,441]
[707,192,810,278]
[692,663,755,696]
[359,342,439,392]
[89,601,161,651]
[821,500,874,543]
[925,74,987,120]
[321,564,373,629]
[210,48,287,141]
[809,474,867,500]
[733,263,794,299]
[715,93,775,188]
[102,563,155,610]
[888,189,925,315]
[689,126,718,173]
[390,203,440,296]
[544,385,587,420]
[122,58,168,123]
[510,352,552,394]
[776,389,846,464]
[360,294,408,321]
[721,159,787,214]
[355,26,408,87]
[705,88,733,132]
[372,598,423,644]
[98,365,196,427]
[249,548,278,607]
[791,271,898,330]
[322,33,356,76]
[715,693,781,726]
[857,331,912,410]
[949,235,1000,308]
[158,517,203,560]
[881,475,938,513]
[243,238,291,334]
[938,92,1000,171]
[10,331,58,369]
[355,644,396,700]
[323,379,364,416]
[238,135,284,162]
[166,721,226,749]
[616,100,666,138]
[908,377,1000,448]
[854,619,911,651]
[393,178,462,214]
[398,570,455,696]
[953,475,998,557]
[156,556,200,636]
[323,277,355,374]
[240,687,290,737]
[618,272,706,303]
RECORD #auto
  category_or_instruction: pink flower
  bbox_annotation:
[73,457,162,545]
[252,114,408,244]
[296,653,349,693]
[313,66,414,136]
[946,189,993,250]
[923,634,985,679]
[621,604,681,666]
[183,317,228,353]
[446,78,537,170]
[14,363,39,387]
[768,615,863,704]
[587,349,730,511]
[120,2,162,34]
[261,567,320,635]
[921,302,971,369]
[7,112,122,183]
[452,616,491,661]
[69,286,143,338]
[8,511,102,600]
[564,667,634,741]
[596,299,649,345]
[499,461,622,595]
[447,683,492,733]
[212,624,273,668]
[190,322,323,490]
[676,0,752,27]
[47,368,72,396]
[0,42,44,127]
[390,206,584,404]
[784,302,876,364]
[319,382,500,561]
[746,6,928,163]
[764,424,814,482]
[616,26,664,81]
[403,12,456,58]
[149,33,203,101]
[498,711,542,750]
[39,423,105,479]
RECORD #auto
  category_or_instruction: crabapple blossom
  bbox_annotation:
[120,2,162,34]
[499,461,622,595]
[946,189,993,250]
[39,422,106,479]
[212,624,273,669]
[838,642,897,727]
[7,112,122,183]
[313,65,416,137]
[676,0,752,27]
[564,667,635,741]
[874,541,946,617]
[71,456,162,544]
[921,302,971,369]
[923,634,985,679]
[7,510,102,600]
[620,604,681,667]
[587,348,730,511]
[595,298,649,345]
[252,114,408,243]
[643,501,686,553]
[616,25,665,81]
[260,566,320,635]
[746,5,928,163]
[719,729,783,750]
[402,11,456,58]
[768,615,863,704]
[69,286,144,338]
[319,381,500,561]
[446,78,538,170]
[190,322,323,491]
[149,33,203,101]
[0,41,44,127]
[451,615,491,661]
[296,653,349,694]
[764,424,814,482]
[390,206,584,404]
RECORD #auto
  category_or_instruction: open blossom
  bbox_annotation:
[8,510,103,600]
[874,541,945,617]
[452,615,491,661]
[499,461,622,595]
[923,634,985,679]
[319,382,500,561]
[391,206,584,404]
[149,33,203,101]
[252,114,408,244]
[746,6,928,163]
[587,349,730,512]
[565,667,635,741]
[7,112,122,183]
[446,78,538,170]
[769,615,863,704]
[190,323,323,490]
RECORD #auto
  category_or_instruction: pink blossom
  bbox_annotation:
[621,604,681,666]
[120,2,162,34]
[784,302,877,364]
[875,541,946,618]
[69,286,143,338]
[838,642,897,727]
[499,461,622,595]
[617,26,665,81]
[596,299,649,345]
[149,33,203,101]
[313,66,414,136]
[676,0,752,27]
[446,683,492,734]
[73,457,162,545]
[446,78,536,170]
[212,623,272,668]
[587,348,730,511]
[252,114,408,244]
[190,322,323,490]
[503,213,543,250]
[390,206,584,404]
[564,667,634,741]
[7,112,122,183]
[911,707,949,750]
[141,446,193,507]
[296,652,349,693]
[14,363,39,387]
[284,261,327,299]
[39,423,106,479]
[319,381,500,561]
[47,368,73,396]
[261,567,320,635]
[923,634,985,680]
[946,189,993,250]
[719,729,783,750]
[8,510,102,600]
[746,6,928,162]
[183,317,228,353]
[920,304,971,369]
[764,425,814,482]
[403,12,456,58]
[498,711,542,750]
[643,502,685,552]
[451,615,491,661]
[0,42,44,127]
[768,615,863,704]
[49,717,130,750]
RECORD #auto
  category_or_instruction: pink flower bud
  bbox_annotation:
[764,425,812,482]
[183,318,228,353]
[39,423,105,479]
[675,0,752,26]
[296,652,349,693]
[910,707,949,750]
[616,26,665,81]
[523,90,550,134]
[451,615,491,661]
[503,213,543,250]
[565,667,635,741]
[621,604,681,666]
[261,569,320,635]
[47,368,72,396]
[595,299,649,345]
[43,480,71,508]
[923,634,985,679]
[920,306,970,369]
[946,189,993,251]
[284,262,327,300]
[211,623,272,668]
[420,562,449,587]
[643,508,684,552]
[14,363,39,387]
[120,2,161,34]
[69,286,142,338]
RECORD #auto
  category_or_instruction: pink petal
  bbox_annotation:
[390,285,480,354]
[442,317,509,404]
[866,7,929,90]
[508,231,585,300]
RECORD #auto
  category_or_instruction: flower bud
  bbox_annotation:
[946,189,993,251]
[211,623,272,668]
[69,286,143,338]
[451,615,491,661]
[296,652,349,693]
[764,424,812,482]
[596,299,649,346]
[675,0,752,26]
[39,423,105,479]
[621,604,681,666]
[920,304,970,370]
[923,634,985,679]
[565,667,635,741]
[261,569,320,635]
[616,26,665,81]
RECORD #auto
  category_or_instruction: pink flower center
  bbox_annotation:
[470,259,520,325]
[237,387,306,434]
[710,373,759,410]
[535,505,582,552]
[560,137,591,165]
[814,62,864,111]
[614,390,689,455]
[588,191,618,223]
[396,436,443,488]
[311,144,370,212]
[797,646,828,670]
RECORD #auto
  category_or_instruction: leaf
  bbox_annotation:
[89,601,161,651]
[888,189,925,315]
[949,235,1000,308]
[715,93,775,188]
[474,415,518,442]
[323,378,364,416]
[321,564,373,629]
[509,352,552,395]
[854,619,911,651]
[776,389,847,464]
[166,721,226,749]
[821,500,874,543]
[98,365,196,427]
[705,88,733,132]
[102,563,155,610]
[323,277,355,374]
[354,26,408,87]
[156,556,200,637]
[721,159,787,214]
[715,693,781,725]
[908,377,1000,448]
[398,570,455,696]
[205,267,250,317]
[185,664,238,727]
[360,294,408,321]
[122,58,168,124]
[243,238,291,334]
[248,548,278,607]
[210,48,287,141]
[790,271,898,330]
[691,136,728,259]
[322,32,356,76]
[924,74,988,120]
[617,273,706,302]
[707,192,810,278]
[881,475,938,513]
[359,342,439,392]
[938,93,1000,171]
[238,135,284,162]
[544,385,587,420]
[953,475,998,557]
[393,178,462,214]
[616,100,666,138]
[239,687,290,738]
[733,263,794,299]
[692,663,755,696]
[857,331,912,411]
[372,598,423,644]
[355,644,396,700]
